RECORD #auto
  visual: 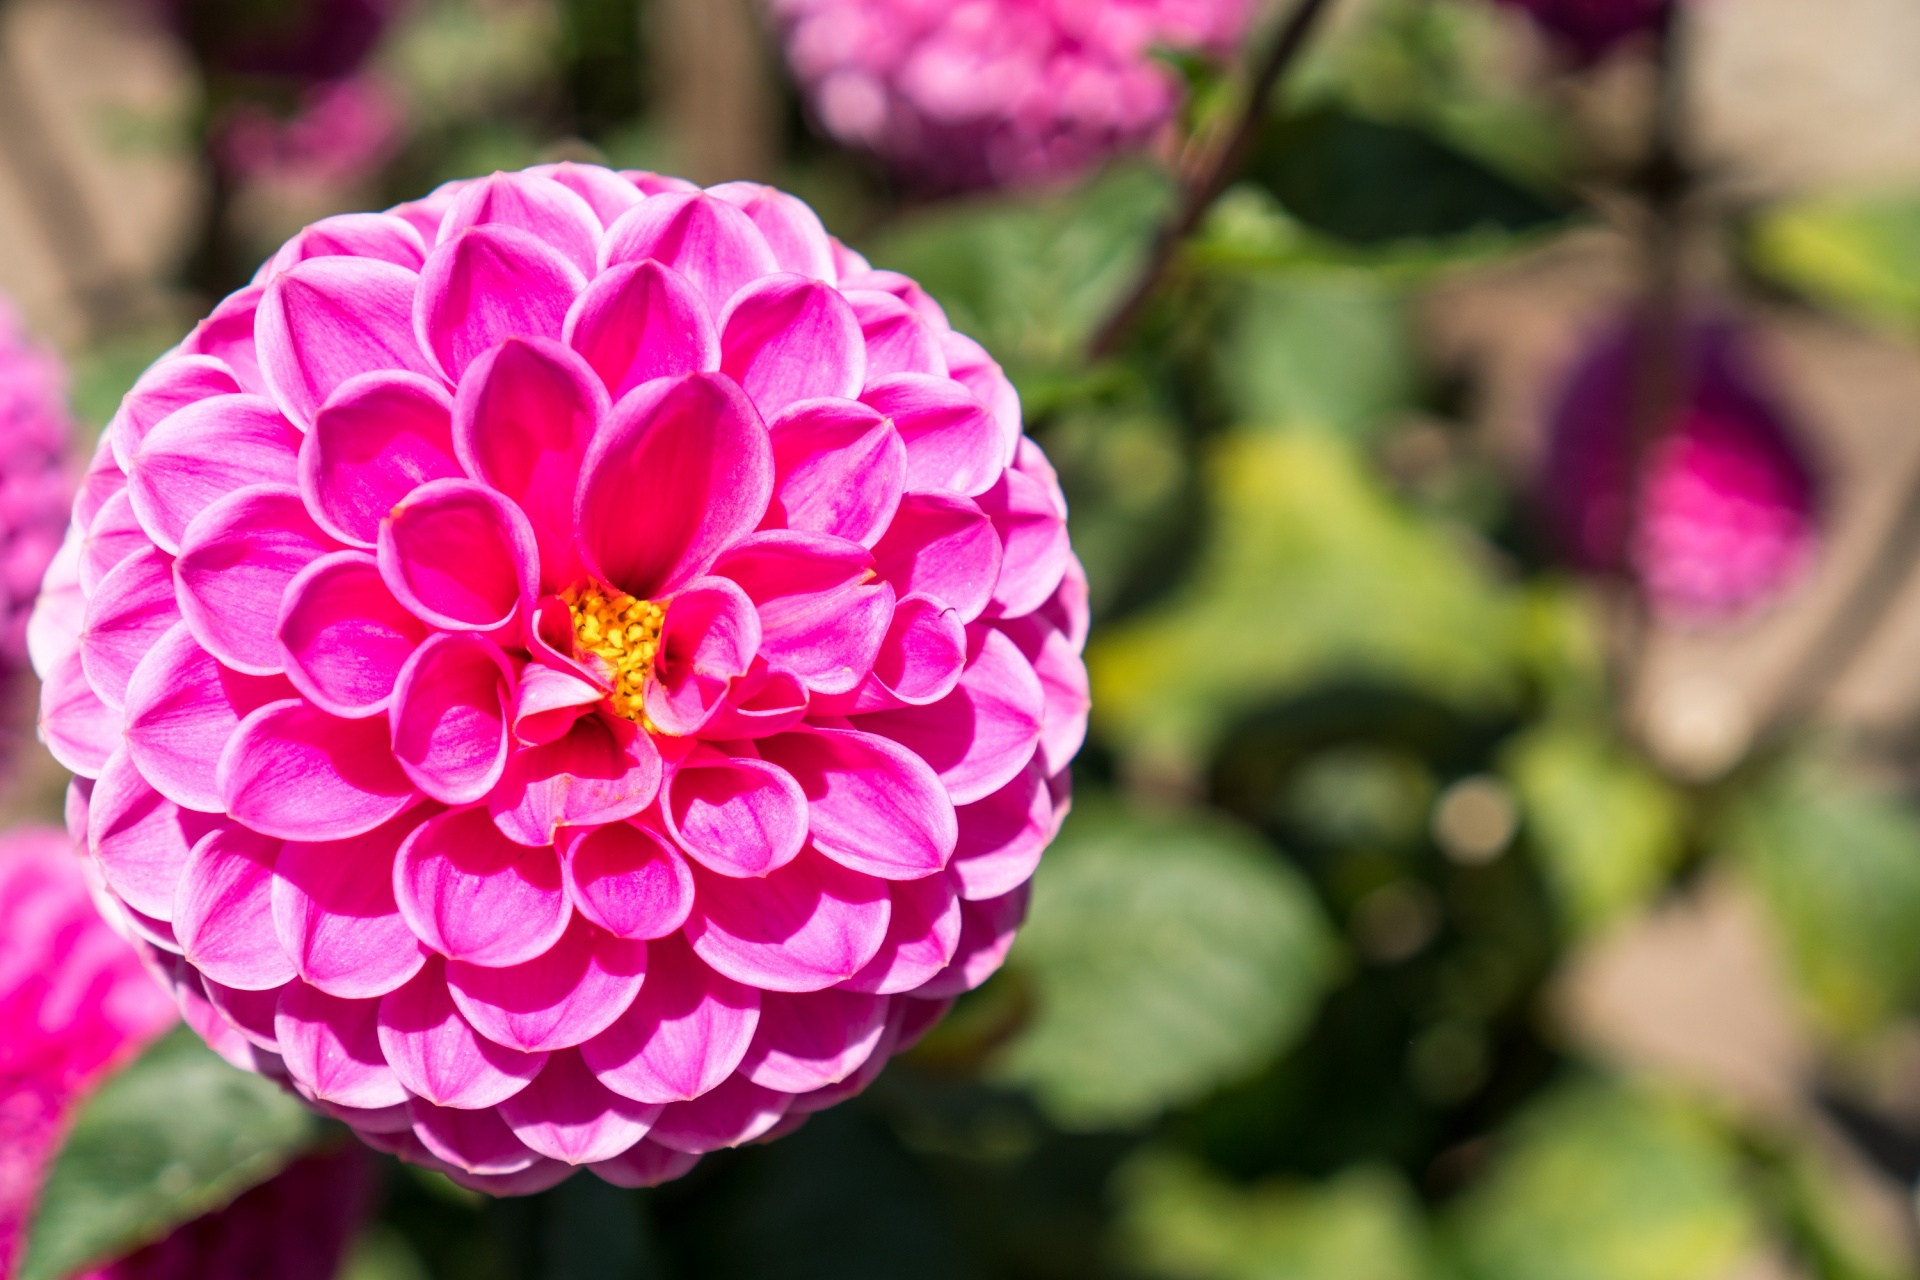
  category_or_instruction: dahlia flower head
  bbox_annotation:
[1491,0,1672,65]
[773,0,1256,189]
[0,302,77,670]
[35,163,1089,1193]
[1541,316,1819,621]
[1,826,177,1277]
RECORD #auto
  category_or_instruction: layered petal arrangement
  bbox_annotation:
[36,164,1089,1192]
[0,301,76,672]
[1,826,177,1276]
[1540,316,1819,621]
[1491,0,1672,65]
[772,0,1255,190]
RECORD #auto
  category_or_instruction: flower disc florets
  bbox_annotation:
[33,164,1088,1192]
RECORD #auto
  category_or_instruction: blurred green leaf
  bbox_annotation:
[21,1026,324,1280]
[1748,190,1920,332]
[1503,721,1686,932]
[1449,1082,1761,1280]
[1041,398,1191,614]
[993,798,1338,1130]
[1247,107,1566,248]
[1089,431,1522,772]
[1725,761,1920,1038]
[1115,1151,1434,1280]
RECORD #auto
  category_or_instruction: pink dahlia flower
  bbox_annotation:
[1540,316,1819,621]
[772,0,1256,189]
[0,302,76,670]
[1,825,177,1276]
[1491,0,1672,65]
[36,164,1089,1192]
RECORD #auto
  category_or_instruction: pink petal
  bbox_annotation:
[82,489,147,597]
[978,467,1070,619]
[949,761,1052,901]
[389,633,513,805]
[707,182,836,280]
[853,625,1043,805]
[564,259,719,401]
[258,257,440,430]
[577,371,774,599]
[647,1074,791,1154]
[600,192,779,316]
[941,330,1022,463]
[379,958,547,1109]
[277,980,410,1109]
[738,988,888,1092]
[660,745,808,878]
[763,397,905,547]
[512,662,602,746]
[560,819,695,941]
[913,883,1029,999]
[581,933,760,1104]
[40,649,117,777]
[180,284,268,394]
[643,575,761,735]
[684,847,892,992]
[440,170,602,277]
[268,212,427,274]
[871,593,967,706]
[410,1098,545,1175]
[277,551,428,718]
[524,593,607,689]
[80,544,181,710]
[128,392,301,554]
[417,225,586,382]
[75,430,127,531]
[757,727,957,880]
[300,370,461,547]
[789,997,908,1114]
[112,354,243,471]
[453,337,608,591]
[89,748,222,920]
[861,375,1003,498]
[621,171,700,196]
[591,1139,699,1187]
[697,659,810,740]
[839,872,962,995]
[839,268,949,328]
[844,290,946,379]
[395,806,571,966]
[998,609,1090,776]
[718,274,866,415]
[489,713,664,846]
[126,623,294,812]
[530,162,644,229]
[711,531,892,695]
[388,178,471,241]
[272,805,435,999]
[175,484,340,675]
[447,914,647,1052]
[218,698,417,840]
[379,477,538,632]
[174,825,295,990]
[877,497,1001,632]
[499,1048,661,1164]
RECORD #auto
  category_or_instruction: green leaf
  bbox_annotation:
[992,797,1338,1129]
[21,1026,325,1280]
[1748,190,1920,333]
[1725,760,1920,1038]
[1502,721,1686,932]
[1449,1082,1761,1280]
[1088,431,1523,773]
[1115,1152,1435,1280]
[1246,107,1567,248]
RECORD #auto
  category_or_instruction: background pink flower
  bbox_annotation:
[216,75,407,188]
[36,164,1089,1193]
[1539,316,1820,621]
[771,0,1257,189]
[0,826,177,1277]
[0,301,76,672]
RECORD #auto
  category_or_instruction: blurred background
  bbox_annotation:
[14,0,1920,1276]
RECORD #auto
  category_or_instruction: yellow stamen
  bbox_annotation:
[563,584,665,725]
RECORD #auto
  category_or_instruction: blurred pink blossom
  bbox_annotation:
[216,76,406,188]
[0,303,76,670]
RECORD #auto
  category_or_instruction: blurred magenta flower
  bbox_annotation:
[1491,0,1672,65]
[0,303,76,671]
[35,165,1089,1192]
[77,1148,371,1280]
[0,826,177,1277]
[216,75,406,187]
[1540,316,1819,621]
[771,0,1256,189]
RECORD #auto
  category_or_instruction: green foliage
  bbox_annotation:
[1038,396,1192,614]
[1089,431,1522,772]
[1503,720,1687,932]
[992,798,1339,1130]
[20,1026,325,1280]
[1115,1152,1434,1280]
[1748,190,1920,332]
[1726,760,1920,1038]
[1448,1082,1761,1280]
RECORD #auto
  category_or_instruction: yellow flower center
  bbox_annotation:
[565,584,664,723]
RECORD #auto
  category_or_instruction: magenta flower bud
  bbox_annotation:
[771,0,1257,189]
[0,826,178,1275]
[0,302,77,674]
[1540,316,1819,621]
[34,166,1090,1192]
[1490,0,1673,65]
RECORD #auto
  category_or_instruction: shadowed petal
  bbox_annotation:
[590,1139,699,1187]
[763,397,904,547]
[697,659,809,741]
[272,805,436,999]
[948,761,1051,901]
[379,958,546,1109]
[560,819,694,941]
[126,624,295,812]
[499,1048,661,1165]
[861,374,1002,498]
[913,884,1029,999]
[839,872,962,995]
[711,532,891,695]
[489,713,663,846]
[870,491,1002,623]
[564,259,718,402]
[410,1098,545,1175]
[643,575,761,735]
[940,330,1022,463]
[175,484,340,675]
[757,727,957,880]
[277,551,428,719]
[683,848,891,992]
[660,744,807,878]
[448,914,647,1053]
[738,989,888,1092]
[647,1074,790,1154]
[218,698,416,840]
[395,807,571,966]
[258,257,440,430]
[580,933,759,1104]
[707,182,835,280]
[277,980,410,1109]
[379,478,538,633]
[417,225,585,382]
[174,825,293,991]
[844,290,946,380]
[978,467,1070,619]
[300,371,460,547]
[512,662,601,746]
[390,633,513,805]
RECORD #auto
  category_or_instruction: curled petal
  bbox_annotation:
[978,467,1070,619]
[395,807,571,967]
[871,491,1002,624]
[126,624,294,812]
[276,980,410,1110]
[757,727,957,880]
[647,1074,791,1154]
[272,805,435,999]
[174,825,294,991]
[80,545,180,710]
[684,848,892,992]
[378,959,547,1109]
[90,749,222,920]
[128,393,301,554]
[531,161,643,229]
[839,268,948,328]
[560,819,694,941]
[861,375,1002,498]
[844,290,946,379]
[711,531,891,695]
[112,354,242,471]
[417,224,586,382]
[300,371,460,548]
[218,698,416,840]
[258,257,440,430]
[499,1048,661,1165]
[839,872,962,995]
[590,1139,699,1188]
[379,477,538,632]
[698,659,809,740]
[644,575,761,735]
[707,182,836,280]
[999,607,1090,777]
[739,989,888,1092]
[180,283,267,394]
[175,484,339,675]
[948,762,1052,901]
[277,551,428,719]
[719,274,866,415]
[763,397,904,547]
[440,170,602,277]
[81,489,145,597]
[914,884,1029,999]
[410,1098,545,1176]
[872,593,967,706]
[447,914,647,1053]
[941,331,1022,464]
[581,933,759,1104]
[600,192,779,316]
[40,649,117,777]
[390,633,513,805]
[489,713,663,846]
[564,260,719,401]
[268,211,427,274]
[660,744,808,878]
[512,662,602,746]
